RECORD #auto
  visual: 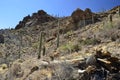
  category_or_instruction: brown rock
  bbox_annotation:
[71,8,94,26]
[84,8,92,19]
[37,10,47,15]
[15,10,56,29]
[71,8,85,23]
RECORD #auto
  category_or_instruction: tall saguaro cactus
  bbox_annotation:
[18,31,22,58]
[38,31,43,59]
[92,14,95,24]
[108,14,113,28]
[108,14,112,22]
[42,32,46,56]
[83,15,86,27]
[118,7,120,17]
[56,19,60,49]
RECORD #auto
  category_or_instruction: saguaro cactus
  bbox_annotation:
[108,14,112,22]
[42,45,46,56]
[18,31,22,58]
[92,14,95,24]
[108,14,113,28]
[83,15,86,27]
[118,7,120,16]
[42,32,46,56]
[56,19,60,48]
[38,31,43,59]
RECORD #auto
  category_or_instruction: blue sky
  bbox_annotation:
[0,0,120,29]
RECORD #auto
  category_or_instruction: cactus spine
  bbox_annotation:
[38,31,43,59]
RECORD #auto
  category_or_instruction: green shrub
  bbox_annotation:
[59,41,80,53]
[66,30,73,36]
[64,30,74,39]
[32,42,39,49]
[79,38,100,45]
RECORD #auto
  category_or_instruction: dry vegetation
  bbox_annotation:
[0,6,119,80]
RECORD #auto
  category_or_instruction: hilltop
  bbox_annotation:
[0,6,120,80]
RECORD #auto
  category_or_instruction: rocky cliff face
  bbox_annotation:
[15,10,56,29]
[71,8,85,23]
[71,8,94,23]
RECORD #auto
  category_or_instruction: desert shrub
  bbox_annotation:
[64,30,74,39]
[59,41,80,53]
[32,42,39,49]
[7,63,23,80]
[66,30,73,36]
[97,20,120,42]
[103,22,113,29]
[79,38,100,45]
[51,63,75,80]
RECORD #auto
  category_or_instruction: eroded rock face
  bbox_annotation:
[71,8,85,23]
[38,10,47,15]
[15,10,56,29]
[71,8,95,27]
[84,8,92,19]
[15,15,31,29]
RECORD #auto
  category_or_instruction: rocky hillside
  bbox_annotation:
[15,10,56,29]
[0,6,120,80]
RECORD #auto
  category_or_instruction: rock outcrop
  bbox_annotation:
[71,8,94,21]
[84,8,93,19]
[71,8,85,23]
[71,8,97,26]
[15,10,56,29]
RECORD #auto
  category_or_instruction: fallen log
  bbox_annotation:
[40,57,85,66]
